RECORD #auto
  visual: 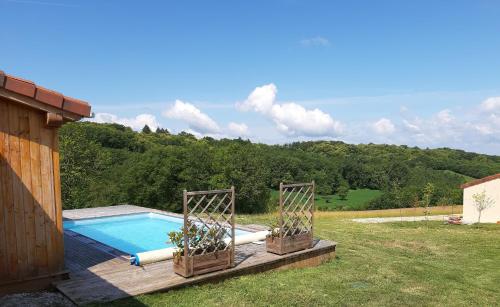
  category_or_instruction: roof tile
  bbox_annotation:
[63,96,91,117]
[460,173,500,189]
[0,70,5,87]
[0,70,91,118]
[4,75,36,98]
[36,86,64,108]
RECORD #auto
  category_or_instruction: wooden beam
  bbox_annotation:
[0,270,69,296]
[0,89,83,121]
[46,113,63,128]
[185,189,233,196]
[282,182,314,188]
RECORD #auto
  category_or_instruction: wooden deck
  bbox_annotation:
[57,205,336,305]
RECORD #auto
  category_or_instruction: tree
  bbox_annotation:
[155,127,170,134]
[337,182,349,201]
[387,161,409,187]
[412,193,420,221]
[311,170,332,195]
[390,180,403,222]
[57,122,500,213]
[342,159,365,189]
[142,125,152,134]
[421,182,435,221]
[59,123,113,209]
[471,190,495,223]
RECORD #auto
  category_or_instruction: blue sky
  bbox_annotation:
[1,0,500,154]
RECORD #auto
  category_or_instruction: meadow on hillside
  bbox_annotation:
[270,189,383,211]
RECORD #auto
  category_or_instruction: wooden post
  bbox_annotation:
[230,186,235,267]
[279,182,283,241]
[183,189,188,277]
[311,181,315,240]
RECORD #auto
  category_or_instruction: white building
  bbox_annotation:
[461,174,500,224]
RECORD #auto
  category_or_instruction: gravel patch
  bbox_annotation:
[0,291,74,307]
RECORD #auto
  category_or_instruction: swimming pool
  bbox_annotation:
[63,212,250,255]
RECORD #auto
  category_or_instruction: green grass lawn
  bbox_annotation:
[315,189,382,211]
[270,188,382,211]
[100,211,500,307]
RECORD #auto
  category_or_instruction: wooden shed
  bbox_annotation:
[0,71,91,294]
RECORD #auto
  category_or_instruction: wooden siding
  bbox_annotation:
[0,97,65,287]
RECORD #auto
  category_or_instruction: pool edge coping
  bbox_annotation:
[63,205,268,260]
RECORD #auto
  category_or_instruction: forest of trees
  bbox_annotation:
[59,122,500,213]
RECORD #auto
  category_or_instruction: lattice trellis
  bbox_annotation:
[279,182,315,239]
[183,187,235,266]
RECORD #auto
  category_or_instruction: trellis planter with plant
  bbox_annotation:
[169,188,236,277]
[266,182,315,255]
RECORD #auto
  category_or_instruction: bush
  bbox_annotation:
[337,184,349,200]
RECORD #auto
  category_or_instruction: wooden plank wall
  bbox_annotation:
[0,97,65,285]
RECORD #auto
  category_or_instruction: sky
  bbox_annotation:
[1,0,500,154]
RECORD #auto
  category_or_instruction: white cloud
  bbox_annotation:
[480,97,500,112]
[436,109,454,124]
[163,100,220,134]
[181,128,203,138]
[228,122,249,136]
[88,113,160,131]
[474,124,493,135]
[237,84,276,114]
[399,111,463,144]
[237,84,343,137]
[375,101,500,153]
[87,93,500,154]
[300,36,330,47]
[373,118,395,134]
[402,119,420,132]
[270,103,344,136]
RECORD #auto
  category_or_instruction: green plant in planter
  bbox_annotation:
[268,217,280,238]
[168,220,228,260]
[268,216,309,238]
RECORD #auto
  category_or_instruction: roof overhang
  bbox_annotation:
[0,70,91,127]
[460,173,500,189]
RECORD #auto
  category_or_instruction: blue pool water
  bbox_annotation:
[64,213,250,255]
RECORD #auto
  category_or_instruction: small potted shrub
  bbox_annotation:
[168,221,232,277]
[266,217,313,255]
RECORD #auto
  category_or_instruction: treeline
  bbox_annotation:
[59,122,500,213]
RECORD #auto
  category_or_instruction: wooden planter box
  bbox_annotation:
[173,249,232,277]
[266,232,313,255]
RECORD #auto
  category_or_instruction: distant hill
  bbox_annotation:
[59,122,500,212]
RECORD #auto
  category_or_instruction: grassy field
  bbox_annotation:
[270,189,382,211]
[315,189,382,211]
[100,206,499,307]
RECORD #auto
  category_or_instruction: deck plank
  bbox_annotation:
[58,206,336,305]
[58,238,335,305]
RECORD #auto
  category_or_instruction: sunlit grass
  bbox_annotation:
[270,189,383,211]
[99,205,500,307]
[314,205,463,219]
[237,205,463,226]
[315,189,383,211]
